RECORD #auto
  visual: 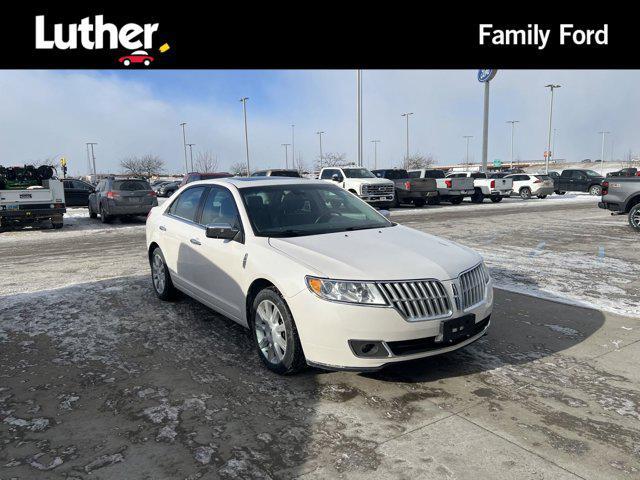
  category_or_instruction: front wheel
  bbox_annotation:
[629,204,640,232]
[520,187,532,199]
[151,247,177,300]
[251,287,305,375]
[589,185,602,196]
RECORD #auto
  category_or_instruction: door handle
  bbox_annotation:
[190,238,201,245]
[159,225,166,231]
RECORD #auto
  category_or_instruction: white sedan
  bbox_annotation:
[146,178,494,374]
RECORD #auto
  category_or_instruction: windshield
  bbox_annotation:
[585,170,601,177]
[343,168,375,179]
[240,184,393,237]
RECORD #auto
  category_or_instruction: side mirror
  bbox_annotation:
[205,223,240,241]
[379,209,391,219]
[331,174,342,182]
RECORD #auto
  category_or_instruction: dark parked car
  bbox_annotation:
[157,181,181,197]
[372,168,437,207]
[607,168,639,178]
[557,169,605,195]
[547,171,562,194]
[63,178,95,207]
[251,169,302,178]
[88,178,158,223]
[180,172,233,187]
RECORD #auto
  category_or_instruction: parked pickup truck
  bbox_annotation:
[0,177,66,230]
[557,169,605,195]
[599,177,640,232]
[408,169,474,205]
[372,169,437,207]
[319,166,395,208]
[446,171,513,203]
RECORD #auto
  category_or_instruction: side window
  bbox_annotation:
[407,171,420,179]
[572,171,585,180]
[200,187,240,227]
[63,180,72,189]
[169,186,206,222]
[320,169,336,180]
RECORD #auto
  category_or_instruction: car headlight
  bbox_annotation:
[306,276,387,305]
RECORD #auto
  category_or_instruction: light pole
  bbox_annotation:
[86,142,98,180]
[179,122,188,174]
[401,112,413,169]
[281,143,290,168]
[598,131,610,175]
[506,120,519,168]
[371,140,380,169]
[356,70,363,166]
[463,136,473,165]
[187,143,195,171]
[545,84,561,173]
[316,131,325,169]
[291,124,295,170]
[240,97,250,175]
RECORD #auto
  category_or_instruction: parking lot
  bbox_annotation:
[1,195,639,479]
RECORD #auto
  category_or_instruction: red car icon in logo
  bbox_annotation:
[118,50,154,67]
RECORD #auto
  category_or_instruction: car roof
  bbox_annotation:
[187,177,326,189]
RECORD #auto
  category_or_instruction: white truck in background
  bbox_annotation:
[0,171,66,231]
[446,171,513,203]
[319,166,395,209]
[408,169,475,204]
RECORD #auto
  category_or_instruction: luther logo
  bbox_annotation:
[35,15,171,66]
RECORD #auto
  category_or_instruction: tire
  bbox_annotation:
[449,196,463,205]
[471,189,484,204]
[555,190,566,195]
[520,187,532,200]
[629,204,640,232]
[150,247,177,300]
[413,198,426,208]
[100,204,112,224]
[427,197,440,205]
[51,216,63,229]
[392,195,400,208]
[88,204,97,219]
[251,287,306,375]
[537,195,548,199]
[589,185,602,196]
[490,196,502,203]
[144,60,151,66]
[123,59,131,66]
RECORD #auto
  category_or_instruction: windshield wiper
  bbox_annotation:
[266,229,311,238]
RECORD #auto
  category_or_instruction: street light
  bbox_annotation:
[356,70,363,167]
[281,143,291,168]
[506,120,519,168]
[240,97,250,175]
[86,142,97,179]
[401,112,413,169]
[179,122,188,174]
[598,131,610,175]
[291,124,295,170]
[545,84,561,173]
[370,140,381,169]
[462,136,473,165]
[187,143,195,171]
[316,131,325,169]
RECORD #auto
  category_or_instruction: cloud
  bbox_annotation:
[0,69,638,176]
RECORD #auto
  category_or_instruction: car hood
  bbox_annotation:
[348,177,394,185]
[268,225,482,281]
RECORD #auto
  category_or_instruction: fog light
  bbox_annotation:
[349,340,389,358]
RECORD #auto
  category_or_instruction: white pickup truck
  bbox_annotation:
[408,169,475,205]
[446,171,513,203]
[319,166,395,208]
[0,178,66,230]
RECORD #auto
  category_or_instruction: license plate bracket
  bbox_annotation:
[442,314,476,343]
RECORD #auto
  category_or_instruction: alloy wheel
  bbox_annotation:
[254,299,287,364]
[631,207,640,229]
[152,253,166,293]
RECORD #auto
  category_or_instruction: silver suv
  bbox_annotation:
[88,177,157,223]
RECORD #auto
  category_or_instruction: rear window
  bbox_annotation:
[470,172,487,179]
[270,170,301,178]
[535,175,551,181]
[377,170,407,180]
[113,180,150,191]
[423,170,445,178]
[407,171,421,179]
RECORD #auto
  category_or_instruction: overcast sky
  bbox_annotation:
[0,69,638,175]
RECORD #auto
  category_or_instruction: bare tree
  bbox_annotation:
[229,161,248,176]
[194,151,219,173]
[120,154,165,178]
[401,153,436,170]
[314,152,349,171]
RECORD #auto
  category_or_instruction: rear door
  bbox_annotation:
[572,171,589,191]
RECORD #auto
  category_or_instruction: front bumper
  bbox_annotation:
[360,195,394,204]
[288,278,494,369]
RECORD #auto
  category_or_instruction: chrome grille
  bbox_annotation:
[362,184,394,195]
[453,264,489,310]
[376,280,452,321]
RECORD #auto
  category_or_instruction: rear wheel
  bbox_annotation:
[413,198,426,208]
[88,204,97,219]
[520,187,532,199]
[470,189,484,204]
[151,247,177,300]
[537,195,548,199]
[449,196,463,205]
[589,185,602,196]
[51,216,63,229]
[555,190,566,195]
[629,204,640,232]
[427,197,440,205]
[490,196,502,203]
[100,205,112,224]
[251,287,305,375]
